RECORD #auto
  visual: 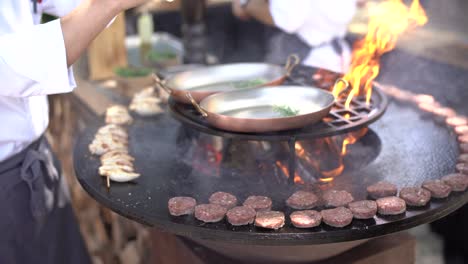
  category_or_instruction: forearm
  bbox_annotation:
[245,0,274,26]
[60,0,122,67]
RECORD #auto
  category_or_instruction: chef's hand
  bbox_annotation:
[61,0,150,67]
[232,0,250,21]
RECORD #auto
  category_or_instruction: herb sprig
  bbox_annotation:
[147,51,177,62]
[232,79,265,89]
[273,105,300,117]
[114,67,152,78]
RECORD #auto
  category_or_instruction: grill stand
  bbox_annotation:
[288,137,297,185]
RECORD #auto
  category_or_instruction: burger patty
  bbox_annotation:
[459,134,468,143]
[347,200,377,219]
[254,211,285,230]
[290,210,322,228]
[226,206,256,226]
[321,207,353,228]
[286,191,319,210]
[458,154,468,163]
[456,163,468,174]
[460,143,468,153]
[455,126,468,135]
[168,196,197,216]
[376,196,406,215]
[194,204,227,223]
[366,181,398,199]
[323,190,354,207]
[441,173,468,192]
[422,180,452,198]
[243,196,273,212]
[209,191,238,209]
[399,187,431,207]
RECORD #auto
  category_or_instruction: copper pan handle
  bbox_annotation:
[151,73,172,95]
[186,93,209,117]
[284,54,300,77]
[333,78,350,98]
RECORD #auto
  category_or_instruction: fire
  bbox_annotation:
[277,128,369,184]
[333,0,427,107]
[342,128,369,155]
[275,161,304,184]
[295,138,344,181]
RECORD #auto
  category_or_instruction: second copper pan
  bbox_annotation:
[154,55,300,104]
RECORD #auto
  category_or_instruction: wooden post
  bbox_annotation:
[87,13,128,80]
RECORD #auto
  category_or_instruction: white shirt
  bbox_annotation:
[0,0,81,161]
[270,0,357,73]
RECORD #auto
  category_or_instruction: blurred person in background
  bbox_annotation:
[0,0,148,263]
[232,0,360,73]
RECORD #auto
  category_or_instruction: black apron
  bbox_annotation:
[0,137,91,264]
[264,29,344,65]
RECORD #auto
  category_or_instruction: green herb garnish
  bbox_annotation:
[147,50,177,62]
[114,67,152,78]
[273,105,300,117]
[232,78,266,89]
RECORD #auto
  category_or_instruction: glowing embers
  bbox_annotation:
[332,0,428,108]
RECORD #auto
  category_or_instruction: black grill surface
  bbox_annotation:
[74,92,467,245]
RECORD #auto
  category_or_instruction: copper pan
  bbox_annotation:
[185,79,349,133]
[153,54,300,104]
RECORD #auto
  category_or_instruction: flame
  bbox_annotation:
[283,128,368,184]
[319,177,335,183]
[275,161,304,184]
[320,165,344,179]
[294,139,342,180]
[333,0,427,108]
[342,128,369,155]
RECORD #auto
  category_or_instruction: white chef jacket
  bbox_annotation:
[269,0,357,73]
[0,0,81,161]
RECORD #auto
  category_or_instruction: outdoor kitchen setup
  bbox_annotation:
[74,59,468,261]
[59,0,468,263]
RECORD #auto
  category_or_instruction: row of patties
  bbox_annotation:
[168,172,468,230]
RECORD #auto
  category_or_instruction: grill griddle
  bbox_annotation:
[74,99,468,245]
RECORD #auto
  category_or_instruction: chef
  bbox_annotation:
[0,0,147,263]
[232,0,359,73]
